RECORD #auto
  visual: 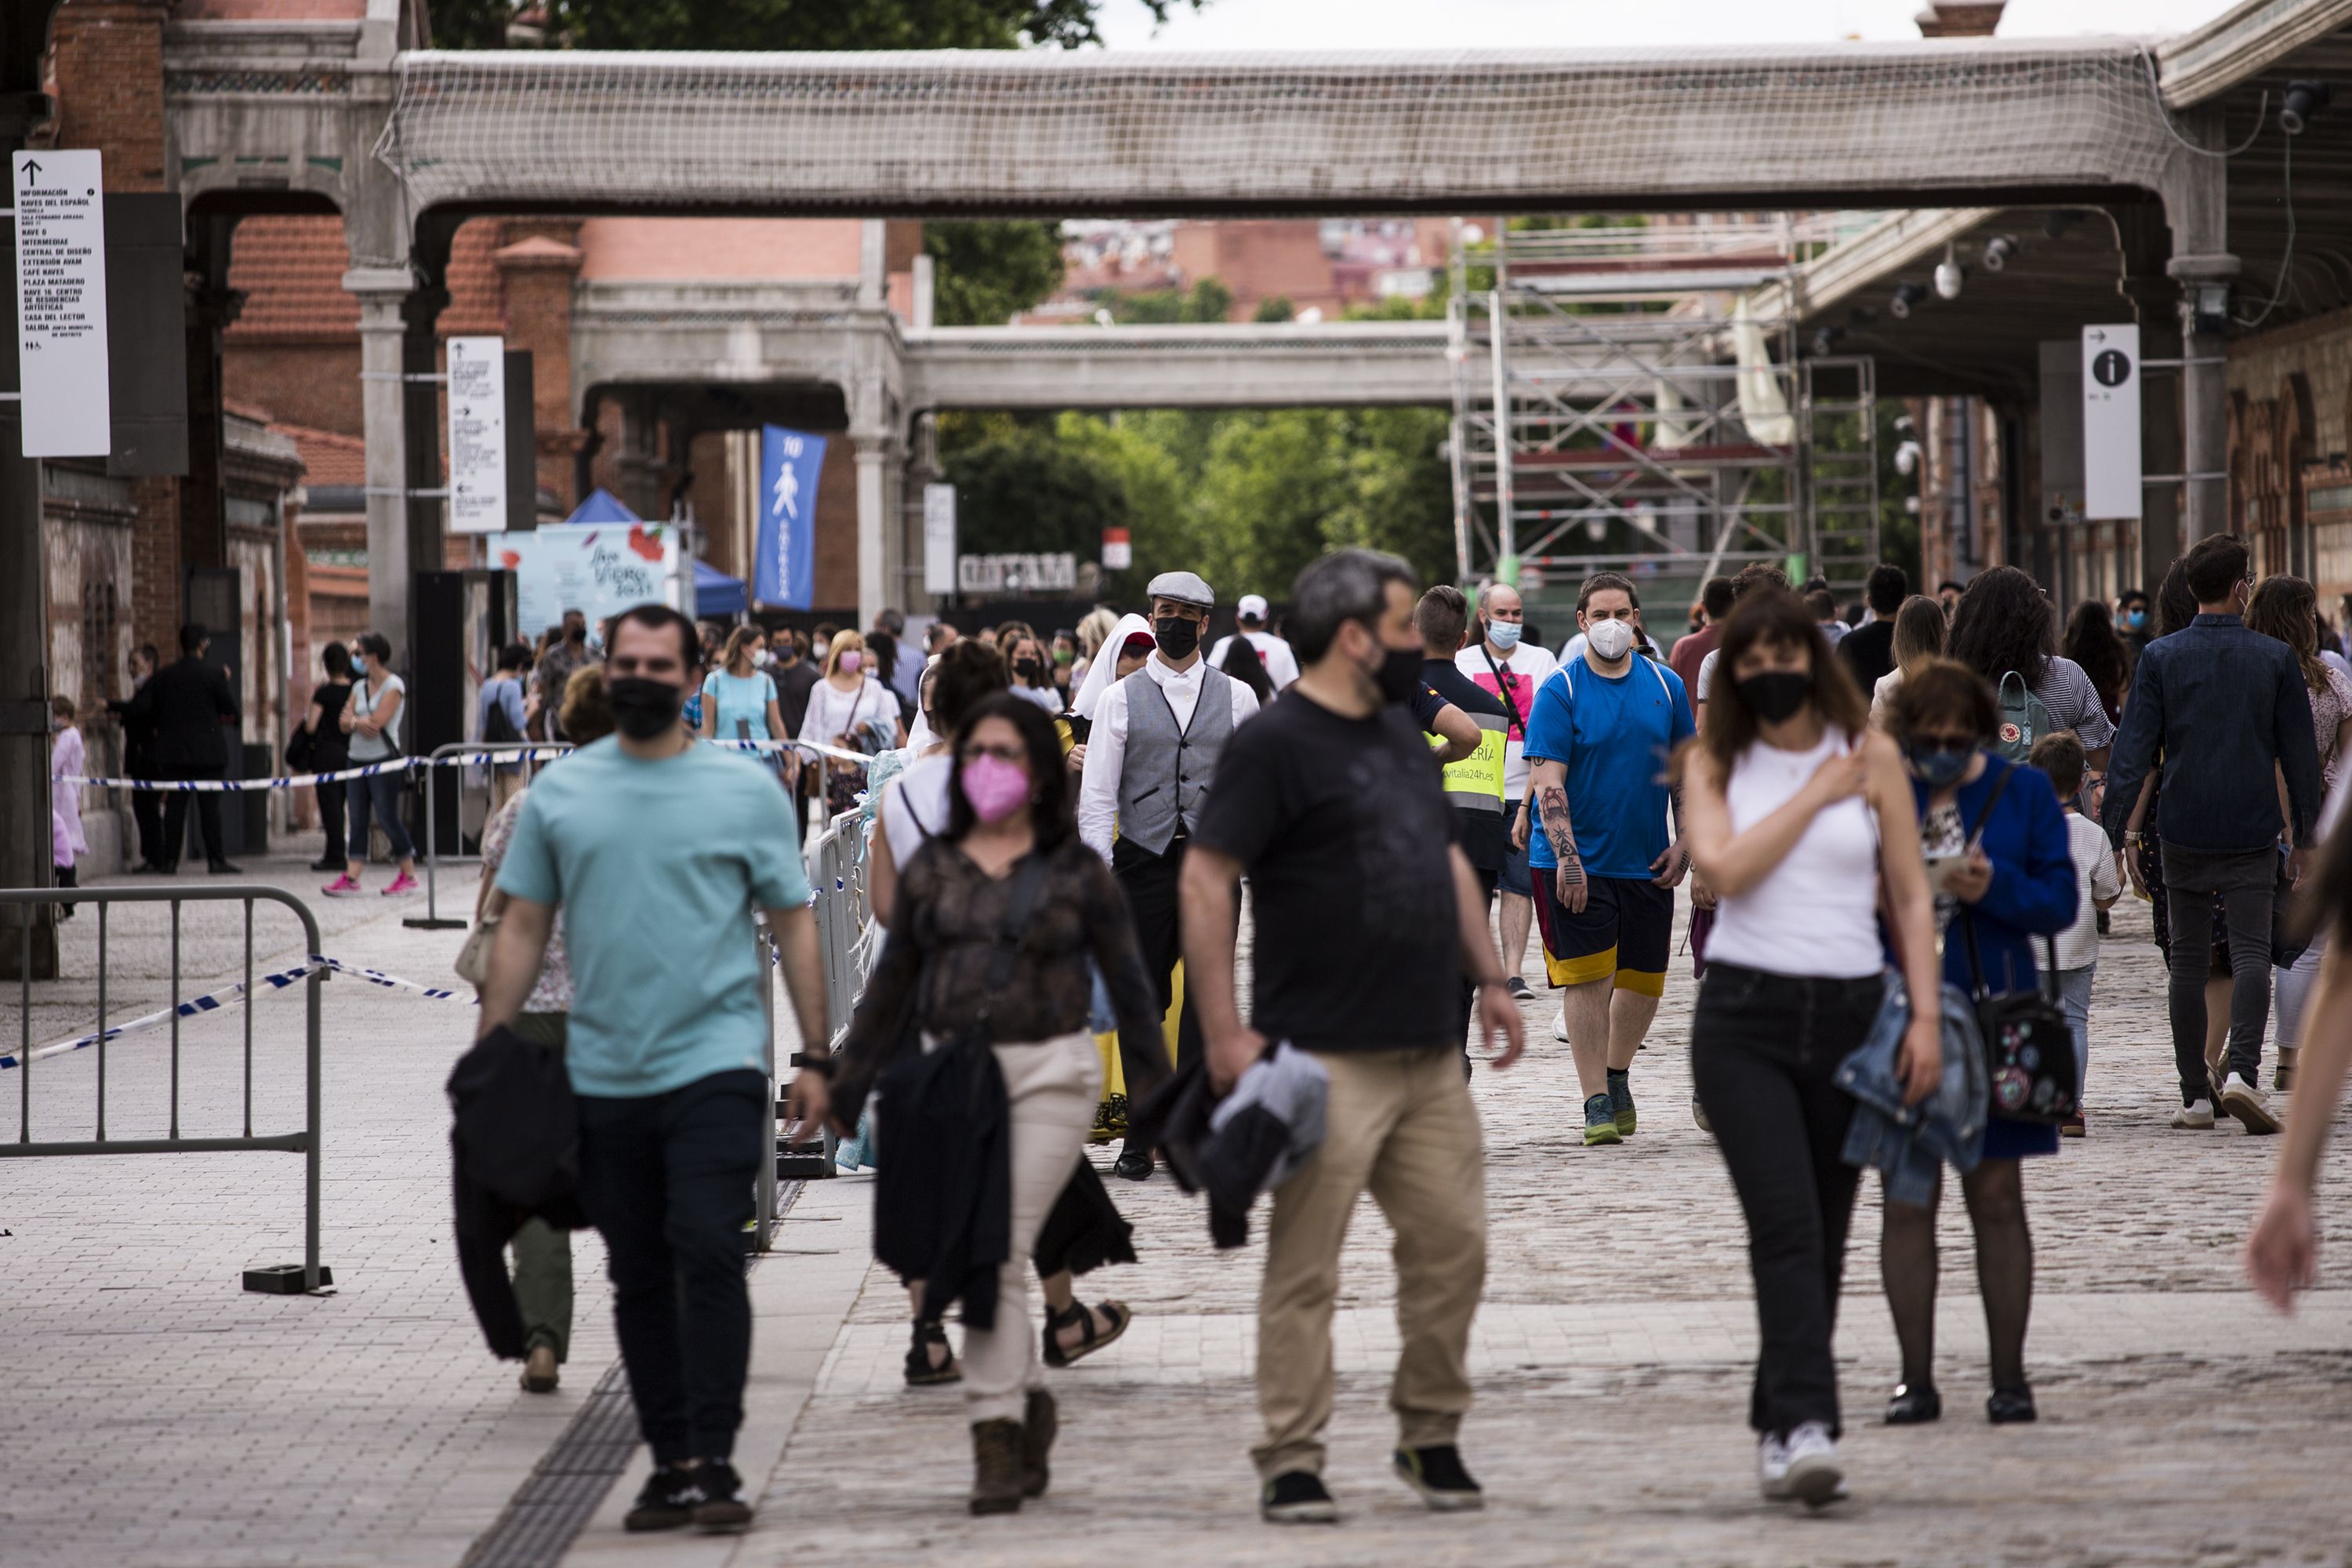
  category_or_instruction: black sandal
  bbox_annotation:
[905,1319,961,1386]
[1041,1299,1132,1370]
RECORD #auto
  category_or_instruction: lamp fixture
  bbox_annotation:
[1811,325,1842,356]
[1933,244,1965,301]
[2281,81,2330,136]
[1889,281,1927,320]
[1982,235,2019,272]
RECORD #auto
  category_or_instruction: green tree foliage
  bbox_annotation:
[430,0,1198,51]
[1251,296,1294,323]
[1097,278,1235,325]
[924,222,1066,326]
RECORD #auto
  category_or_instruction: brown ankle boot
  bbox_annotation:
[970,1418,1024,1515]
[1020,1388,1057,1497]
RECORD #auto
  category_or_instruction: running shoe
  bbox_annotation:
[1260,1470,1338,1524]
[1552,1007,1570,1044]
[321,874,362,897]
[1581,1092,1622,1146]
[381,872,419,897]
[1504,975,1532,1001]
[2220,1073,2281,1134]
[624,1464,702,1532]
[2170,1097,2215,1130]
[1780,1423,1846,1507]
[1756,1432,1792,1499]
[690,1460,753,1533]
[1609,1072,1636,1137]
[1392,1445,1483,1512]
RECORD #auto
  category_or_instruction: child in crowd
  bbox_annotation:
[2029,729,2121,1137]
[51,695,86,919]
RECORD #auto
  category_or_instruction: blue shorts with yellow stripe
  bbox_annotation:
[1530,871,1674,998]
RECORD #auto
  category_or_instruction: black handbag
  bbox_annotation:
[284,724,315,772]
[1955,767,2080,1125]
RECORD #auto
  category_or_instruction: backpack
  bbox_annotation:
[481,677,522,746]
[1994,670,2052,763]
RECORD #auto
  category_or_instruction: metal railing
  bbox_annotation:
[406,741,571,931]
[3,886,328,1294]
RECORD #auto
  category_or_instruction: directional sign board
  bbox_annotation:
[2082,323,2143,521]
[13,150,111,457]
[923,483,957,596]
[446,336,508,534]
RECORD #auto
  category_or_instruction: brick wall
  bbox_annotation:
[494,225,586,515]
[48,1,168,191]
[223,344,363,438]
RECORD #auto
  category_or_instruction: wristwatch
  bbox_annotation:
[789,1051,837,1079]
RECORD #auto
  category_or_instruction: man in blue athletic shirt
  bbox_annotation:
[1522,572,1695,1147]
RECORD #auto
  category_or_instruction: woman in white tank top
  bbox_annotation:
[1675,589,1942,1509]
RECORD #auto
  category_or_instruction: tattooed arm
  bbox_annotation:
[1530,757,1588,914]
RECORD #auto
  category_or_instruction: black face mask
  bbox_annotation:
[1735,670,1812,724]
[1154,616,1201,659]
[608,676,684,740]
[1375,645,1424,706]
[1014,657,1043,681]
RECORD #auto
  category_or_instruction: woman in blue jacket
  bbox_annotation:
[1878,659,2079,1427]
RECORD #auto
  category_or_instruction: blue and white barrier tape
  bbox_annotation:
[60,738,868,793]
[1,953,474,1071]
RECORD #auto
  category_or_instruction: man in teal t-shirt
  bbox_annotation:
[481,604,829,1534]
[1522,572,1694,1147]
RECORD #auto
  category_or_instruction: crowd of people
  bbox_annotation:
[412,530,2352,1535]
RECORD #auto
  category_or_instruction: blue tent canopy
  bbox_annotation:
[562,486,639,525]
[695,558,747,619]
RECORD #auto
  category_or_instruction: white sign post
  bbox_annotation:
[446,336,508,534]
[2082,323,2143,521]
[13,150,111,458]
[923,483,957,596]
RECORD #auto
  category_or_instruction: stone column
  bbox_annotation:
[346,267,446,666]
[852,430,900,632]
[902,413,942,612]
[615,389,669,522]
[2172,255,2238,547]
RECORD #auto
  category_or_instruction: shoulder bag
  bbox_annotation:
[1956,765,2080,1124]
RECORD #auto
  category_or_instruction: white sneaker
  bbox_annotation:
[1780,1422,1846,1508]
[2172,1098,2216,1130]
[2221,1073,2281,1134]
[1553,1005,1570,1044]
[1756,1433,1791,1500]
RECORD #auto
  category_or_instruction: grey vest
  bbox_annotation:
[1118,664,1235,857]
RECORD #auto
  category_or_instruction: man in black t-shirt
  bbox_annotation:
[1835,563,1906,694]
[1181,549,1524,1526]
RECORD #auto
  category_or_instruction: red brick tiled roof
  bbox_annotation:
[275,423,368,488]
[173,1,368,16]
[227,215,357,343]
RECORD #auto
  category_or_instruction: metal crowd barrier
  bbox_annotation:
[759,806,879,1219]
[2,886,329,1294]
[406,741,571,931]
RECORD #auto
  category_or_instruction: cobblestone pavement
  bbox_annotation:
[10,855,2352,1566]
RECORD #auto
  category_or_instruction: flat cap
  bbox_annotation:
[1145,570,1215,608]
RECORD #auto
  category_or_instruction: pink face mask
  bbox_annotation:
[960,753,1031,823]
[838,651,863,674]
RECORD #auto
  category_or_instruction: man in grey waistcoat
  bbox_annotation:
[1079,570,1263,1179]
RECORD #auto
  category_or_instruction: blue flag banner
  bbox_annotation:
[756,425,826,610]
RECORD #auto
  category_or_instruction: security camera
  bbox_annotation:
[2042,210,2080,241]
[1812,326,1841,356]
[1983,235,2019,272]
[1890,282,1927,320]
[2281,81,2330,136]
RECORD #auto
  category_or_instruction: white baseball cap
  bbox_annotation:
[1237,593,1269,622]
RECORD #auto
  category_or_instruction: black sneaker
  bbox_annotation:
[1260,1469,1338,1524]
[624,1464,702,1532]
[691,1459,753,1533]
[1393,1444,1484,1512]
[1504,975,1533,1000]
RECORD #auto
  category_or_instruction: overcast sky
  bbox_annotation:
[1098,0,2241,50]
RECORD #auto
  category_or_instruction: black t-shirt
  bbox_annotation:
[1837,619,1898,694]
[1421,658,1511,874]
[310,682,353,768]
[1191,691,1461,1053]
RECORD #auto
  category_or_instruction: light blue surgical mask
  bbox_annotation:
[1487,620,1523,652]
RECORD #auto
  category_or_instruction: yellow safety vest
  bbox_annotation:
[1430,710,1508,816]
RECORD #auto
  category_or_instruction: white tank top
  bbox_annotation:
[880,752,953,869]
[1704,727,1886,979]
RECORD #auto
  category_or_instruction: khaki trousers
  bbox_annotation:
[963,1030,1102,1425]
[1254,1046,1488,1480]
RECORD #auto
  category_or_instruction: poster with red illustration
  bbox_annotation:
[492,521,678,639]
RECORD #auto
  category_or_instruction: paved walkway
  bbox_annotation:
[6,854,2352,1566]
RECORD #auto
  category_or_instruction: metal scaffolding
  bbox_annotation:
[1450,220,1879,605]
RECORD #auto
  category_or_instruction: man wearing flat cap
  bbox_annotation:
[1080,569,1262,1180]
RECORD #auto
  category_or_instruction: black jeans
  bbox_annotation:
[160,772,226,868]
[2162,844,2276,1103]
[577,1068,766,1465]
[1690,962,1882,1437]
[315,780,347,866]
[1114,836,1203,1080]
[130,783,162,869]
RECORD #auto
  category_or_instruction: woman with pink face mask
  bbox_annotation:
[800,628,904,815]
[831,693,1168,1515]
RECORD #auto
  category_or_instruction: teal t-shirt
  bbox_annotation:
[702,669,777,742]
[495,735,811,1098]
[1522,654,1694,879]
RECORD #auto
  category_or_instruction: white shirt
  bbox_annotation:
[801,676,896,750]
[1454,640,1557,800]
[879,751,953,873]
[1207,629,1301,689]
[1077,652,1262,862]
[2046,810,2122,973]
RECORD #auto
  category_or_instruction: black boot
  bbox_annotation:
[970,1418,1024,1515]
[1020,1388,1057,1498]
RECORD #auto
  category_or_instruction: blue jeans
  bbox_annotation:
[2049,964,2094,1089]
[347,768,415,861]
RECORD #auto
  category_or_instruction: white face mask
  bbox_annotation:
[1585,618,1636,661]
[752,648,772,668]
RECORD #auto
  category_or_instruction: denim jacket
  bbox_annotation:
[1837,975,1987,1206]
